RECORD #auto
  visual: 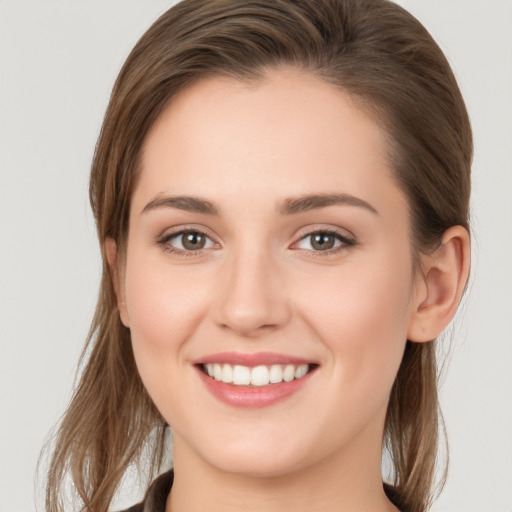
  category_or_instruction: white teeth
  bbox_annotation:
[269,364,283,383]
[251,365,270,387]
[283,364,295,382]
[213,363,222,381]
[221,364,233,383]
[204,363,311,387]
[295,364,308,379]
[233,365,251,385]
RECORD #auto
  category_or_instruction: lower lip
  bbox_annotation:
[196,367,315,408]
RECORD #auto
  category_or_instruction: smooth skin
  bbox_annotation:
[107,67,470,512]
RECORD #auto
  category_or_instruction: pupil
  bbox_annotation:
[312,233,334,250]
[183,232,205,250]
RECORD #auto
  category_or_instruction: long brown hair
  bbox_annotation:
[45,1,472,511]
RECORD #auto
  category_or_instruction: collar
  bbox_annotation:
[122,470,174,512]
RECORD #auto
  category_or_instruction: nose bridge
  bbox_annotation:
[214,238,290,336]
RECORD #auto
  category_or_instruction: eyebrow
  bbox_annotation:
[141,192,378,216]
[142,195,219,215]
[278,193,378,216]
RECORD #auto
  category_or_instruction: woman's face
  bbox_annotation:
[117,67,425,477]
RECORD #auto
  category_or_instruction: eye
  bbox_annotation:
[159,230,216,253]
[294,230,355,253]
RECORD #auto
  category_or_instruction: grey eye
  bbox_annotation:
[296,232,345,251]
[310,233,336,250]
[170,231,214,251]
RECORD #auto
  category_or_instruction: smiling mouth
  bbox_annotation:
[200,363,316,387]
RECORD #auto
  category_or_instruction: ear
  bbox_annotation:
[105,237,130,327]
[408,226,470,342]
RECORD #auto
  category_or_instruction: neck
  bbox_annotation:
[166,426,399,512]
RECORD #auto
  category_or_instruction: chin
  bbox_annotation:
[205,449,309,479]
[189,426,323,479]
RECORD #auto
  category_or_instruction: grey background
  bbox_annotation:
[1,1,511,510]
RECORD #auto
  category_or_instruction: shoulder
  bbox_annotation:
[117,470,174,512]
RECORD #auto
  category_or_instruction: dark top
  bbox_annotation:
[119,470,173,512]
[119,470,406,512]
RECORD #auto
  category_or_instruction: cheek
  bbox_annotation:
[122,248,211,383]
[122,252,216,427]
[295,251,414,385]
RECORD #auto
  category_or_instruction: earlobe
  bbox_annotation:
[105,237,130,328]
[408,226,470,343]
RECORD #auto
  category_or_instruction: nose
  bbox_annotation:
[212,247,291,337]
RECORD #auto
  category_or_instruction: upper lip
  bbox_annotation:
[192,351,316,367]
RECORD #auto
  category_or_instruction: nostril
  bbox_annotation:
[219,321,279,338]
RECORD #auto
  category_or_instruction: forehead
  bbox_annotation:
[134,67,406,219]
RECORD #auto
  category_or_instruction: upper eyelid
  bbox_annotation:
[292,224,356,241]
[291,230,355,249]
[157,229,217,257]
[156,224,356,249]
[158,224,218,240]
[155,226,219,255]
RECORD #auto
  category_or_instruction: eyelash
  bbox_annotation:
[157,229,217,258]
[293,229,357,256]
[156,228,356,258]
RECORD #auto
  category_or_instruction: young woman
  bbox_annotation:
[45,1,472,511]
